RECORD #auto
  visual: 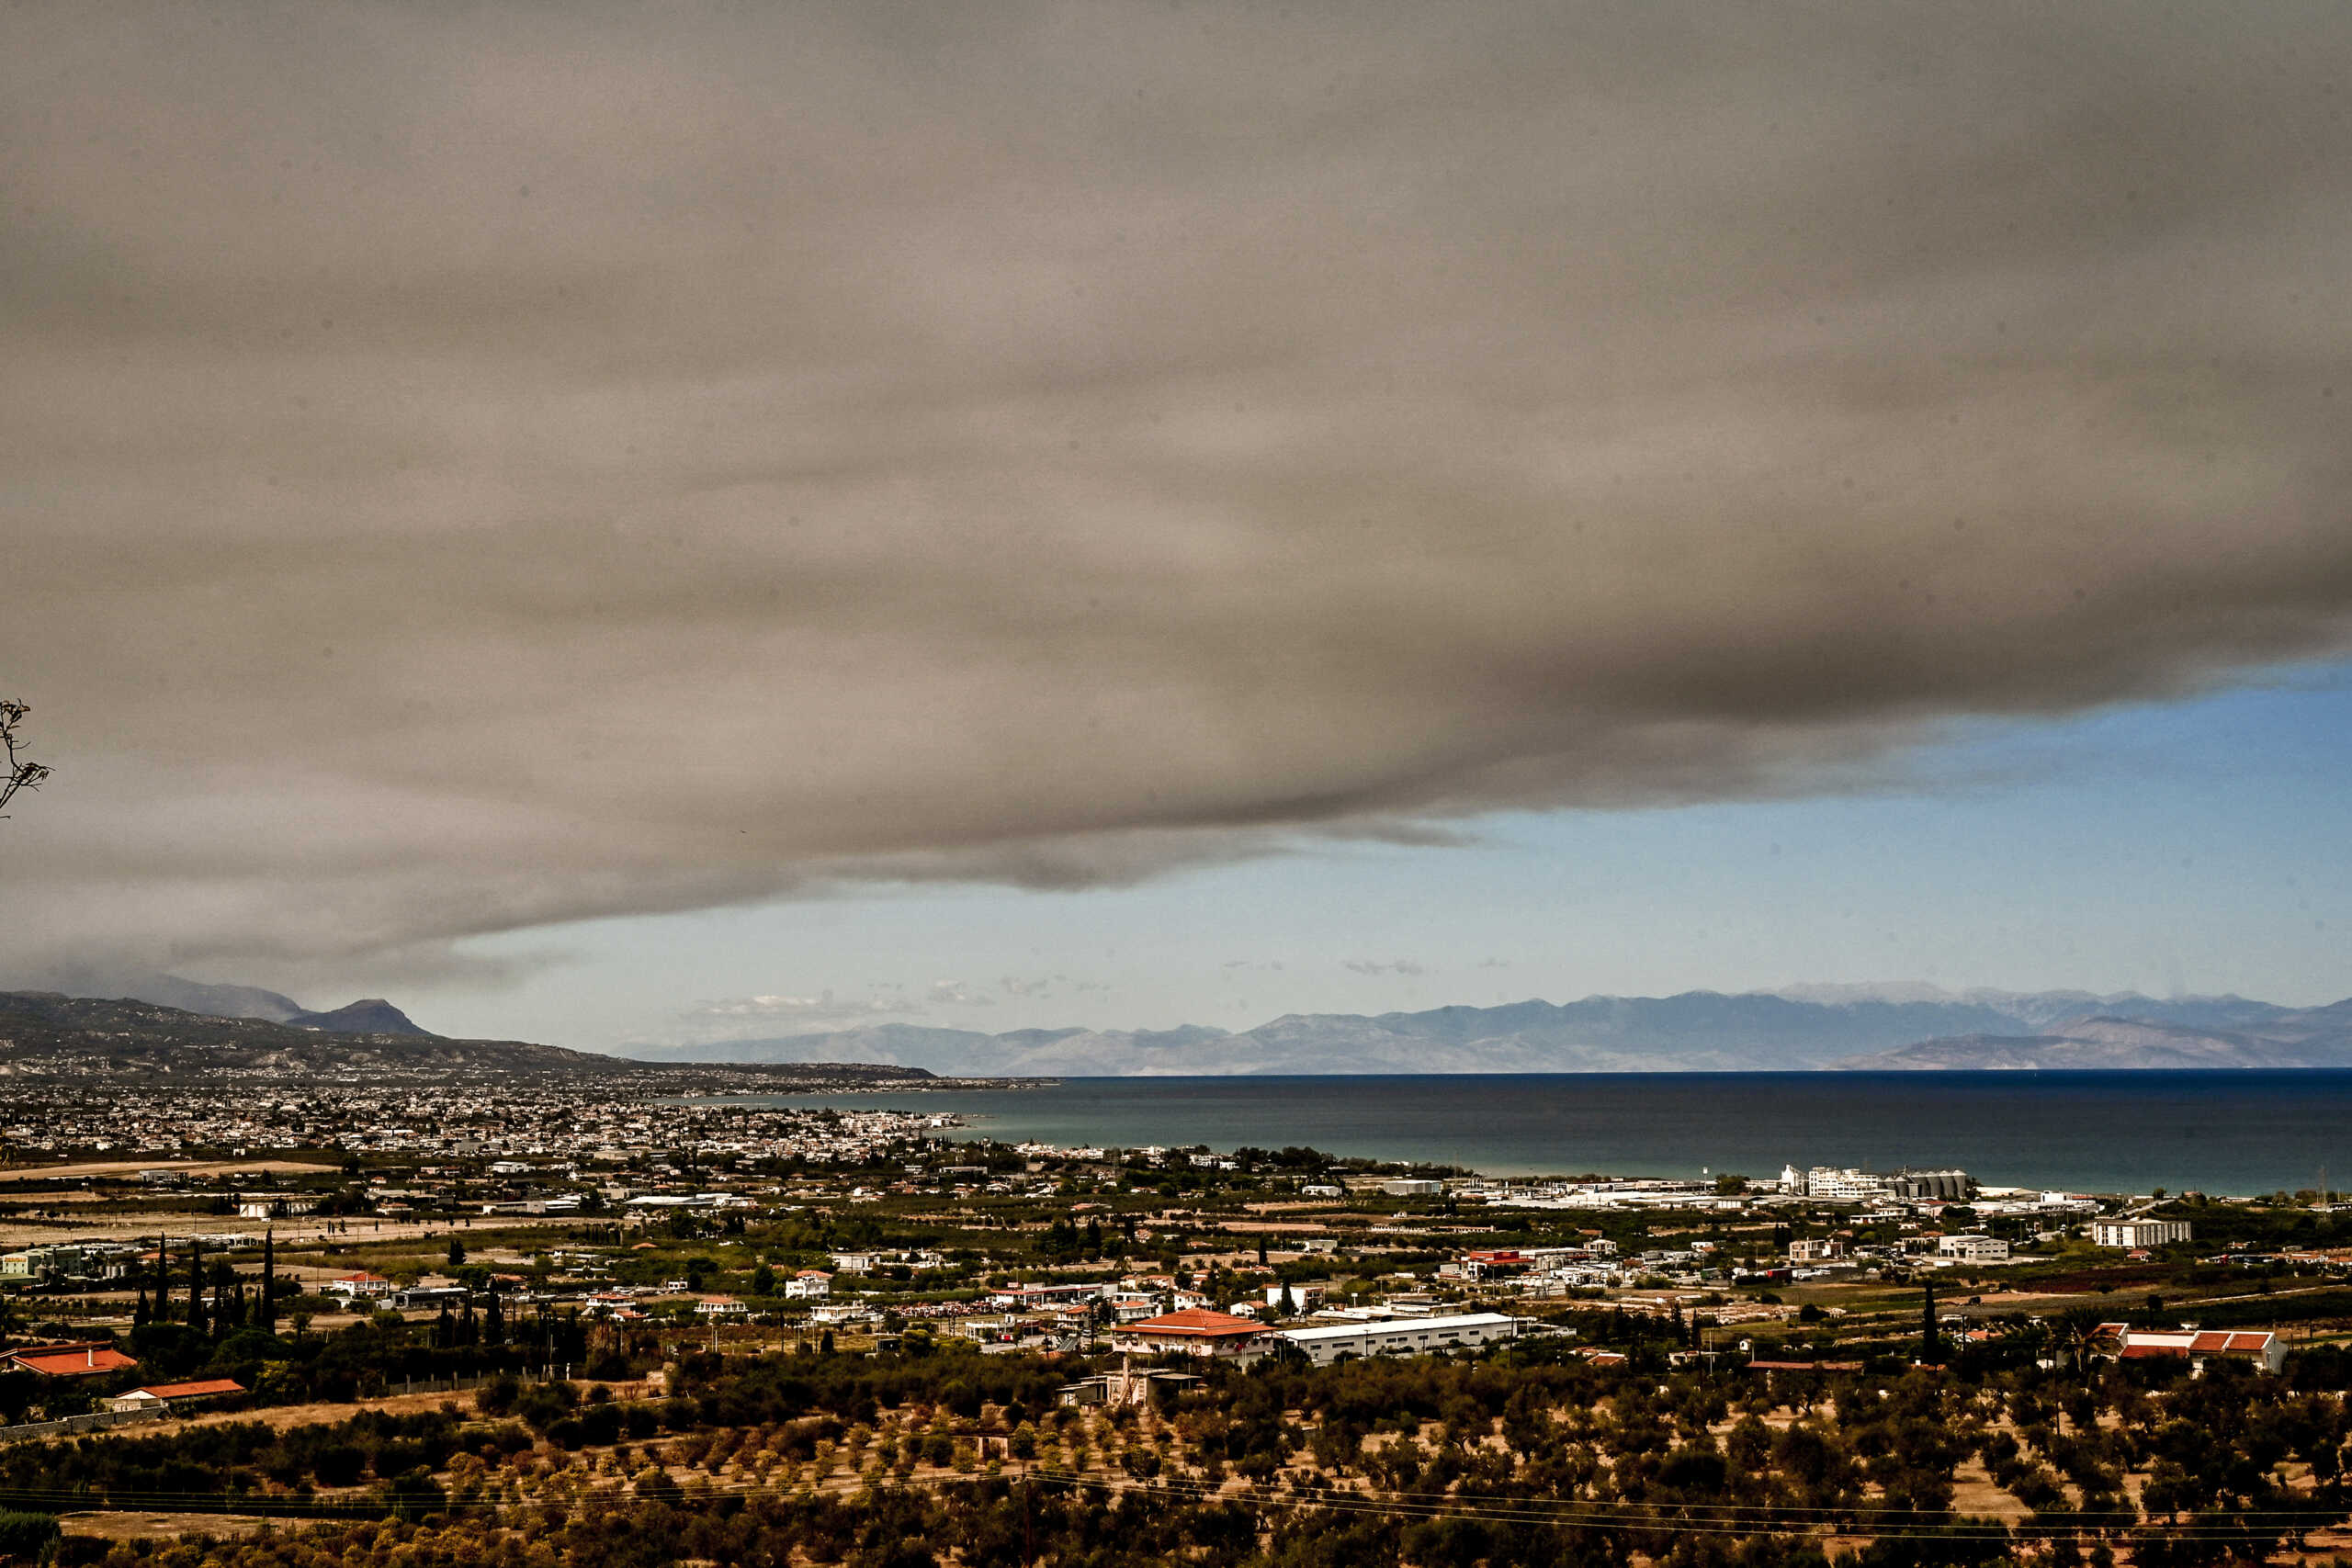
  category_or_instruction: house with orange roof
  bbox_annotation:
[104,1378,244,1414]
[1109,1307,1268,1361]
[322,1270,394,1301]
[2102,1324,2284,1374]
[6,1341,139,1378]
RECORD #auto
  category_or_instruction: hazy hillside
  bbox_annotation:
[27,969,311,1024]
[1837,1011,2352,1070]
[34,971,440,1034]
[0,991,966,1089]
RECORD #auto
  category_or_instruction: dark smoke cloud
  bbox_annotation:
[4,1,2350,985]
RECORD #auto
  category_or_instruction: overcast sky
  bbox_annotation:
[5,3,2351,1050]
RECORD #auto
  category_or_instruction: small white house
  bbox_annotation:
[104,1378,244,1414]
[785,1269,832,1301]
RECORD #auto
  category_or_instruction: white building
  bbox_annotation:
[1279,1312,1521,1367]
[784,1269,831,1301]
[1935,1235,2010,1264]
[1801,1168,1890,1202]
[2110,1325,2282,1373]
[2093,1219,2191,1248]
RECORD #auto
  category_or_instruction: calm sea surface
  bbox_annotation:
[714,1072,2352,1196]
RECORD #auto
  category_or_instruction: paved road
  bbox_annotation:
[0,1211,599,1249]
[0,1158,342,1184]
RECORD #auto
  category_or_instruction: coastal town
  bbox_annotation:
[4,1077,2345,1365]
[0,1076,2346,1567]
[0,1082,2345,1568]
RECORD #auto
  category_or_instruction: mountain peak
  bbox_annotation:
[289,998,434,1036]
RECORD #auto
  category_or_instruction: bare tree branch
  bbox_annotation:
[0,700,51,818]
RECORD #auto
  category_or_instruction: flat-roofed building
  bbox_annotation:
[1278,1312,1521,1367]
[2092,1219,2191,1248]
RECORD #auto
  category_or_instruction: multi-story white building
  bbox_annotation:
[2093,1218,2191,1248]
[1804,1168,1890,1202]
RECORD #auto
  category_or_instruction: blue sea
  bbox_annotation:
[728,1072,2352,1196]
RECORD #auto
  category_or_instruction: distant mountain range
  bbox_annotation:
[30,973,2352,1075]
[638,987,2352,1075]
[0,991,945,1085]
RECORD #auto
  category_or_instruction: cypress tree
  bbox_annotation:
[154,1236,171,1322]
[187,1236,207,1337]
[260,1230,277,1329]
[133,1284,151,1327]
[1919,1278,1939,1364]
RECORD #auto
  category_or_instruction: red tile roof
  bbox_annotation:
[11,1345,138,1377]
[130,1379,244,1401]
[2118,1328,2276,1359]
[1123,1308,1263,1339]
